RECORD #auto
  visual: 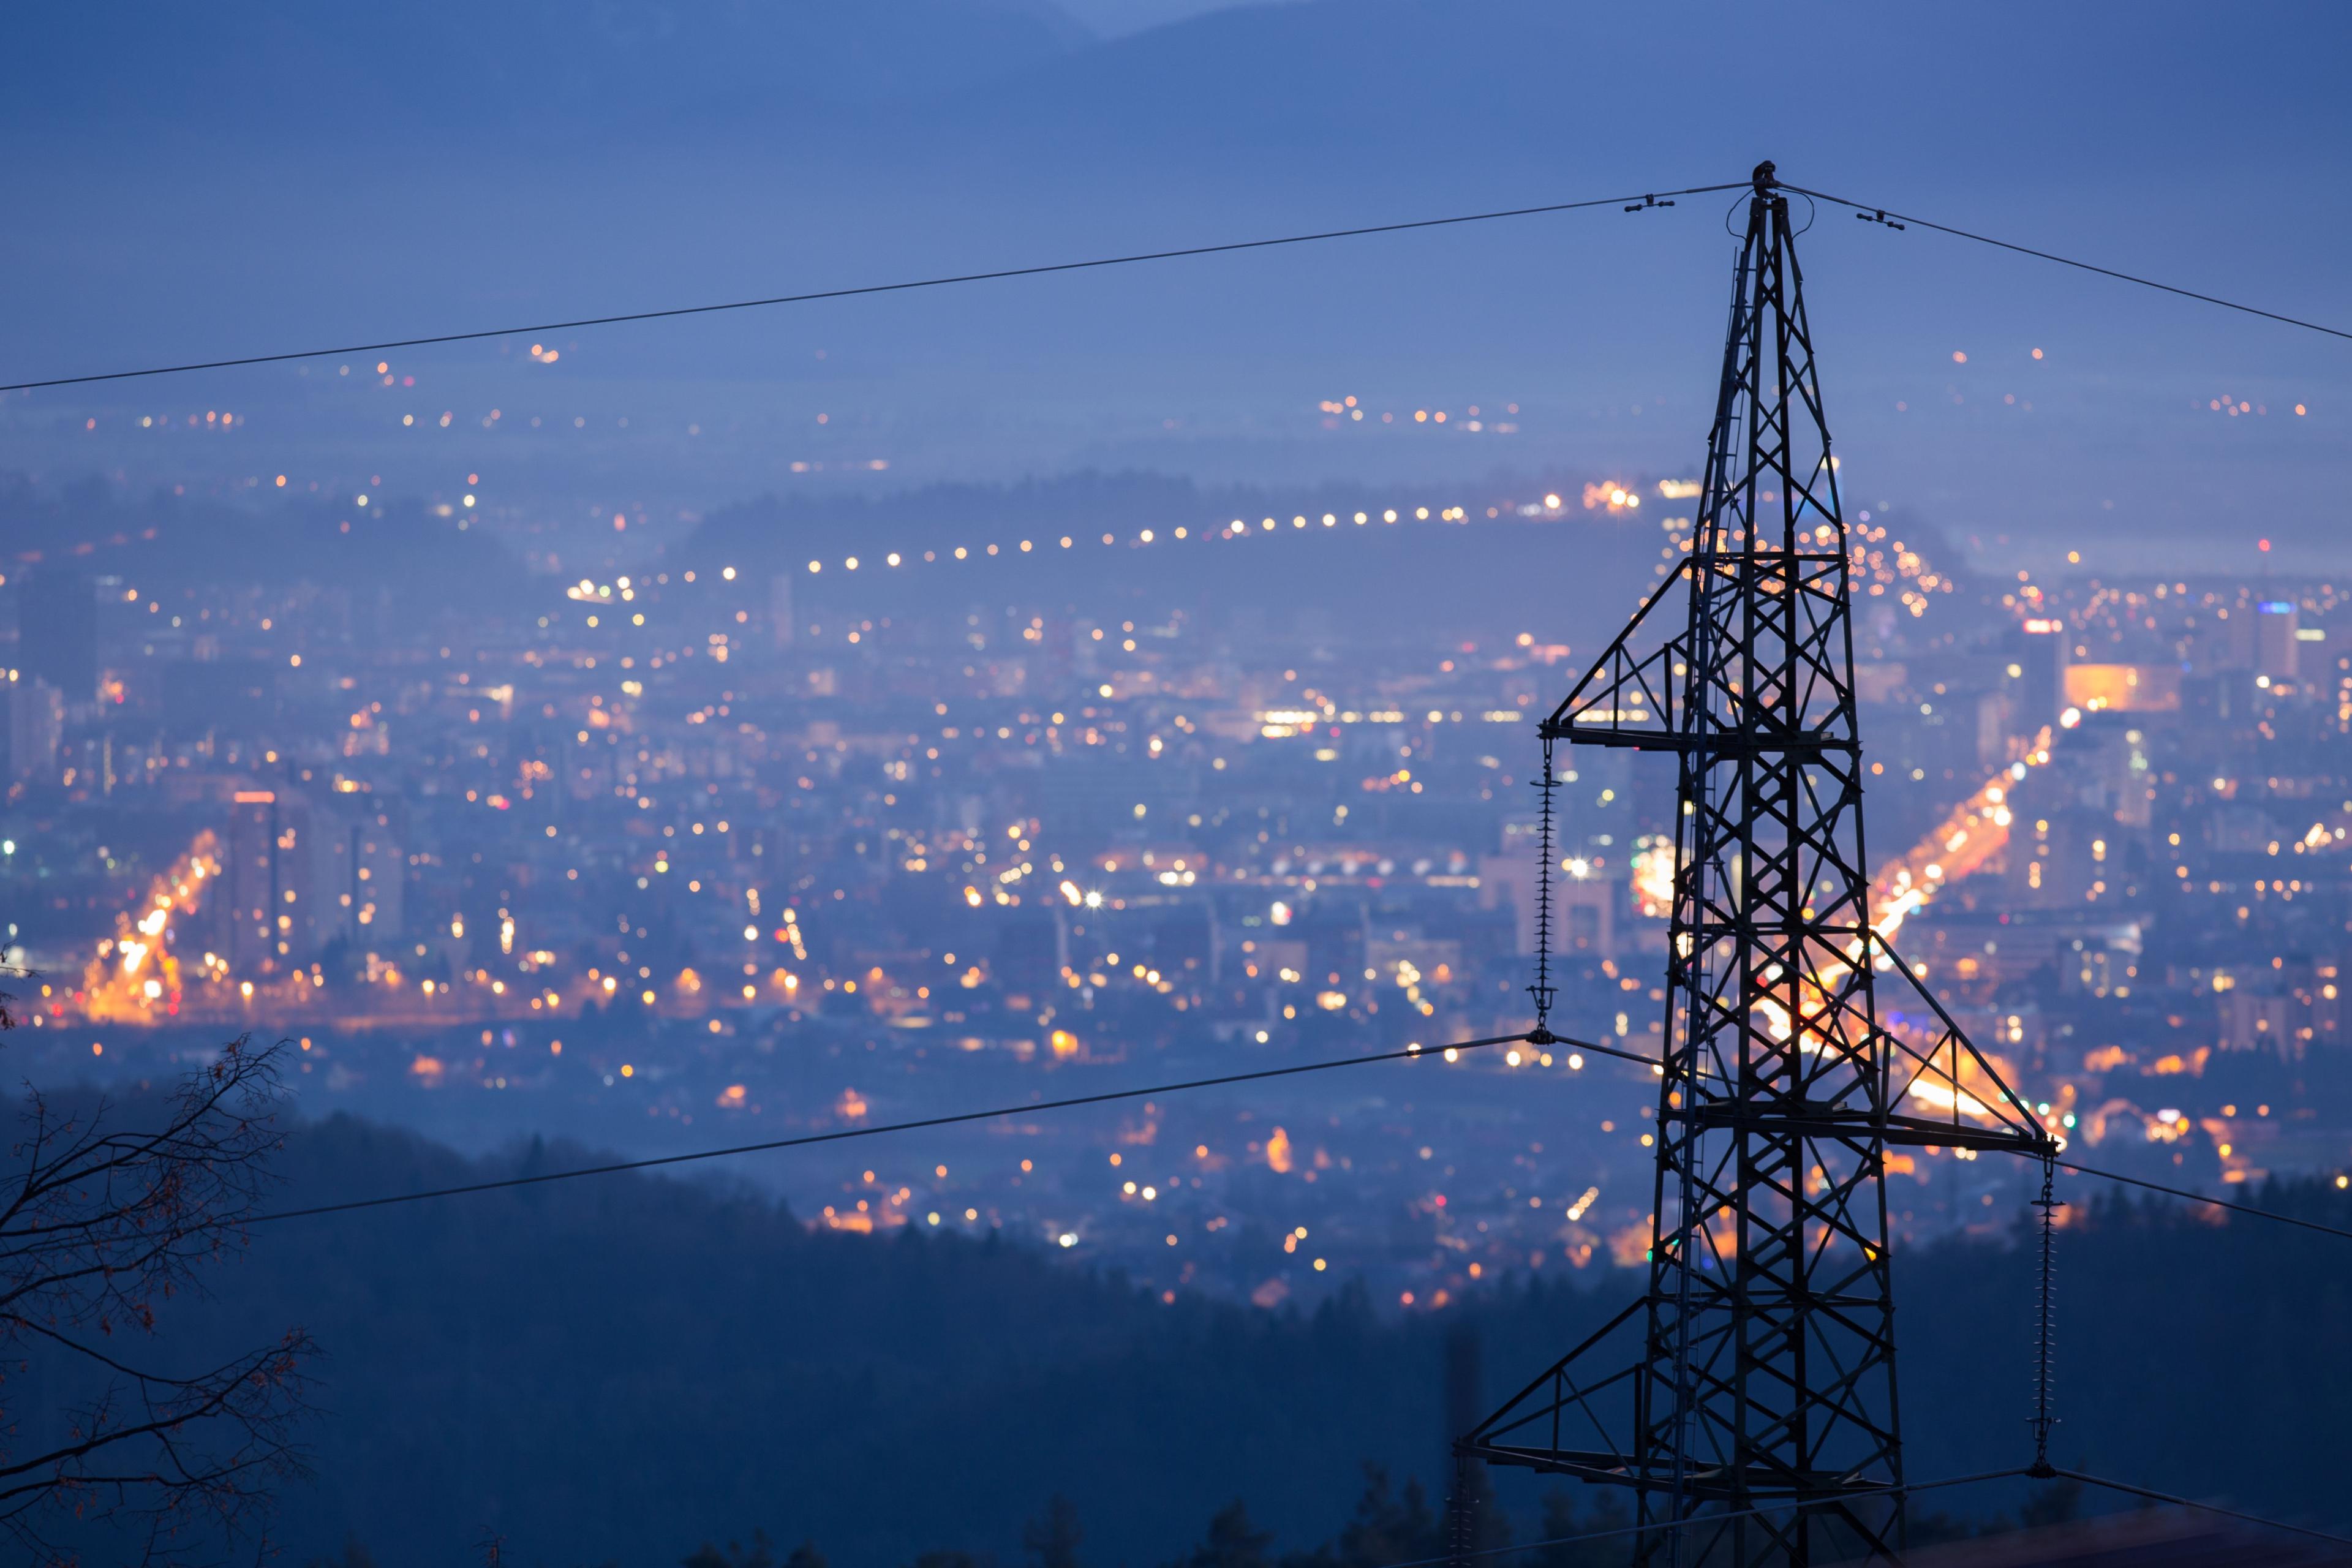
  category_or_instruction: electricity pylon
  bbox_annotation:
[1460,164,2055,1566]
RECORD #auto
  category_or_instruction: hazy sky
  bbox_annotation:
[1058,0,1258,36]
[2,2,2346,568]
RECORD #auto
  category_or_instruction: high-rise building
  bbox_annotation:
[224,790,303,974]
[1,676,64,783]
[2002,803,2106,908]
[15,571,98,705]
[2007,617,2070,731]
[1556,872,1614,959]
[992,904,1065,1001]
[330,801,406,949]
[1478,846,1615,960]
[2256,598,2299,682]
[298,798,405,954]
[1295,897,1364,988]
[221,789,404,973]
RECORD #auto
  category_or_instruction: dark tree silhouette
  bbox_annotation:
[2017,1476,2084,1529]
[1280,1464,1444,1568]
[683,1530,777,1568]
[0,1032,313,1562]
[680,1530,831,1568]
[302,1542,377,1568]
[1169,1501,1273,1568]
[1527,1487,1632,1568]
[1024,1495,1083,1568]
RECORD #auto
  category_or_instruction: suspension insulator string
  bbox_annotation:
[1527,733,1559,1041]
[1444,1446,1476,1568]
[2028,1153,2062,1478]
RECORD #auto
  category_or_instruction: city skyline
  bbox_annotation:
[3,7,2350,1564]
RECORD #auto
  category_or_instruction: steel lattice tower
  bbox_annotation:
[1460,164,2054,1567]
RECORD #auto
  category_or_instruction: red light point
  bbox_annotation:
[2259,538,2272,552]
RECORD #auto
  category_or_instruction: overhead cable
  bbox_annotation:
[246,1029,1660,1225]
[1385,1466,2352,1566]
[1383,1468,2032,1568]
[2054,1158,2352,1243]
[239,1020,2352,1242]
[0,183,1749,393]
[9,176,2345,396]
[2060,1469,2352,1550]
[1785,181,2352,344]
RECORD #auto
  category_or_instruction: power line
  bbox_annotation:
[1485,1041,2352,1250]
[1785,182,2352,344]
[2060,1469,2352,1550]
[1390,1466,2352,1566]
[233,1016,2352,1243]
[1387,1468,2032,1568]
[2055,1158,2352,1243]
[9,175,2345,398]
[0,183,1747,394]
[246,1029,1656,1226]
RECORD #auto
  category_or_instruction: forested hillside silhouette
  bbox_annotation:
[48,1109,2351,1566]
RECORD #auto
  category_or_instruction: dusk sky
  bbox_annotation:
[12,10,2352,1563]
[4,2,2347,562]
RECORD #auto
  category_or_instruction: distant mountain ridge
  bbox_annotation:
[1,0,1094,140]
[18,1,2336,187]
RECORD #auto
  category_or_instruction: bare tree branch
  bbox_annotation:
[0,1031,313,1564]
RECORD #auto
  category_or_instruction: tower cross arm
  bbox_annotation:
[1541,560,1692,749]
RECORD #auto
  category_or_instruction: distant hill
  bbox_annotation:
[0,2,1091,142]
[670,472,1681,639]
[39,1102,2352,1566]
[0,473,529,612]
[15,0,2340,190]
